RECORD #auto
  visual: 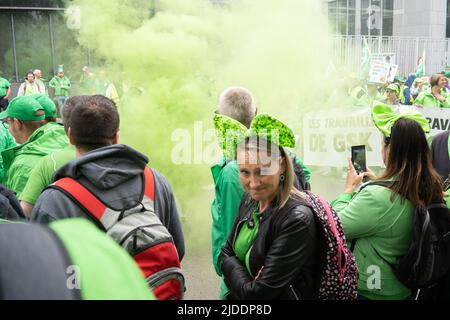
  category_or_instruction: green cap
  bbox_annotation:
[57,65,64,73]
[0,96,45,121]
[386,84,399,93]
[30,94,57,118]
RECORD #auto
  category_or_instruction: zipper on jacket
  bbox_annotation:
[289,285,301,300]
[232,218,248,246]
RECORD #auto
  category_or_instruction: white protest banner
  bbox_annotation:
[303,106,450,167]
[369,60,390,84]
[415,107,450,134]
[303,107,383,167]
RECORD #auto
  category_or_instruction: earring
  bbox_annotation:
[280,174,285,182]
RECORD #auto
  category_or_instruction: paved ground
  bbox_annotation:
[183,250,221,300]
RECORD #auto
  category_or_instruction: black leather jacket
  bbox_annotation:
[221,194,319,300]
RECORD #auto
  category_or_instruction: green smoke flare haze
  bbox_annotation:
[67,0,340,252]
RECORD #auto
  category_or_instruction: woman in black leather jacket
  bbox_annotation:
[221,136,320,300]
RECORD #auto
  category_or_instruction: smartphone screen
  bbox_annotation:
[351,145,367,174]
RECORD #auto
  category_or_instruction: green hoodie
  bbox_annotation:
[2,122,69,198]
[0,125,16,184]
[413,89,450,108]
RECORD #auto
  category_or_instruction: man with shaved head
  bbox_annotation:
[33,69,46,95]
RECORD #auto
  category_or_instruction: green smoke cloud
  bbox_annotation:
[68,0,338,253]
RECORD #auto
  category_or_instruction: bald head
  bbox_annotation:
[218,87,257,128]
[33,69,42,79]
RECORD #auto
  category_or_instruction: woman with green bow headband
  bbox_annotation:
[217,113,322,300]
[331,103,444,300]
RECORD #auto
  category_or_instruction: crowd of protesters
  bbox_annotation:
[0,63,449,301]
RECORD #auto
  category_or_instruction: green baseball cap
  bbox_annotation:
[0,96,45,121]
[30,94,57,118]
[386,84,399,93]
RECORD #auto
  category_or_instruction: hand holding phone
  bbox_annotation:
[351,145,367,174]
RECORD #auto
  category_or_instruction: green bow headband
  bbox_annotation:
[213,113,296,158]
[372,103,430,138]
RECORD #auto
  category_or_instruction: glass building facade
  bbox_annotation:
[327,0,394,36]
[0,0,90,84]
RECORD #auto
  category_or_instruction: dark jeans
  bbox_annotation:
[0,97,8,112]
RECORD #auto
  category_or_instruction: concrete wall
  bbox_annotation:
[393,0,447,38]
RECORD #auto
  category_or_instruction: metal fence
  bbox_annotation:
[332,35,450,76]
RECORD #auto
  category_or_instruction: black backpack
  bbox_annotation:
[358,181,450,299]
[0,184,25,221]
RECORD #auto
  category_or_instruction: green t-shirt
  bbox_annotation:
[20,146,76,204]
[221,209,261,299]
[50,219,154,300]
[234,210,261,274]
[0,77,10,97]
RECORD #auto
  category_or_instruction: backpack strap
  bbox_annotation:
[359,180,395,192]
[307,192,346,282]
[52,177,108,231]
[143,167,155,201]
[49,167,155,231]
[350,181,394,252]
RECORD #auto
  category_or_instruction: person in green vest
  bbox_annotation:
[0,96,69,199]
[331,103,444,300]
[79,66,97,94]
[414,74,450,108]
[33,69,46,95]
[0,218,154,300]
[19,95,84,216]
[0,75,11,111]
[17,71,43,97]
[49,65,71,116]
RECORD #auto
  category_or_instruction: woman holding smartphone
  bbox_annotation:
[331,103,444,300]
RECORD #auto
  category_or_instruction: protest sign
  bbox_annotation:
[369,60,391,84]
[303,106,450,167]
[303,107,383,167]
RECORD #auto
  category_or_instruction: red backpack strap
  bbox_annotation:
[143,167,155,201]
[53,177,107,226]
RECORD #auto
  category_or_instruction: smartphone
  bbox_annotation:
[351,145,367,174]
